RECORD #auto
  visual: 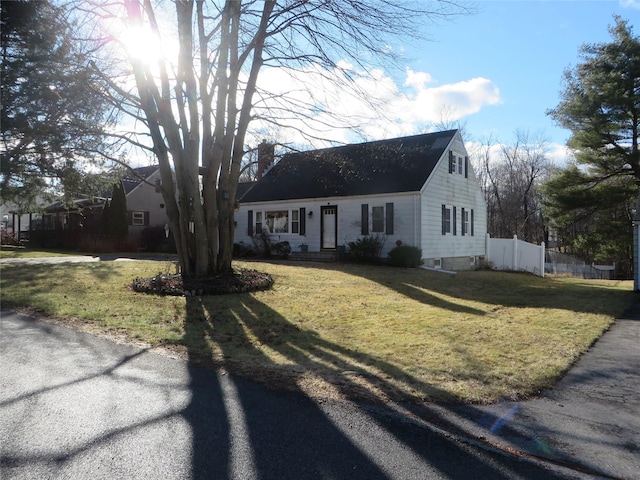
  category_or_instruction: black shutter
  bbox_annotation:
[299,208,306,235]
[144,212,150,226]
[471,209,475,236]
[453,206,457,235]
[248,210,253,236]
[465,156,469,178]
[441,205,446,235]
[361,204,369,235]
[448,151,454,174]
[385,203,394,235]
[126,211,133,226]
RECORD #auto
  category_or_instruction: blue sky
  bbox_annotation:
[113,1,639,165]
[256,1,639,163]
[404,0,639,158]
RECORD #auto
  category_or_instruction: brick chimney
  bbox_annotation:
[257,140,274,180]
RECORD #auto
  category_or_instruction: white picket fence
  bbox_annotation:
[485,234,545,277]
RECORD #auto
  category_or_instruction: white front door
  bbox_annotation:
[321,206,337,249]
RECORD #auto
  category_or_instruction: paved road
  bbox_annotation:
[0,310,580,480]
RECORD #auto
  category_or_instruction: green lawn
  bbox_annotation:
[0,259,635,404]
[0,246,81,258]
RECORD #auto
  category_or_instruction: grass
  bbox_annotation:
[0,245,81,258]
[0,258,635,404]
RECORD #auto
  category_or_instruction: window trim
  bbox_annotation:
[132,211,146,226]
[252,208,306,236]
[448,150,468,178]
[362,203,394,235]
[291,209,300,234]
[371,205,385,233]
[442,205,451,235]
[462,208,469,236]
[442,204,456,235]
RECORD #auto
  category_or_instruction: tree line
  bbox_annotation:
[470,16,639,278]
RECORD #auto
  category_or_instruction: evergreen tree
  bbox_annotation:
[544,16,640,276]
[1,0,113,205]
[103,180,128,240]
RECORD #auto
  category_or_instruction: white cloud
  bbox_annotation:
[620,0,640,9]
[253,64,502,148]
[546,143,575,167]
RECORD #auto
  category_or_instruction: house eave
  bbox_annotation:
[238,190,419,206]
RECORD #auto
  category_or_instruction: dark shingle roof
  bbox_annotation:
[240,130,456,203]
[236,181,257,201]
[122,166,159,195]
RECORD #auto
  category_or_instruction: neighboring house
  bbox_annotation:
[234,129,487,270]
[31,166,169,246]
[0,199,40,244]
[121,166,169,237]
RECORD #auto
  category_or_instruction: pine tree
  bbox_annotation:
[1,0,112,205]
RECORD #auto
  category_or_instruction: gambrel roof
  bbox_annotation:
[239,130,457,203]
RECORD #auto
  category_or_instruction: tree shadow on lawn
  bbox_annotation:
[178,292,587,479]
[273,260,637,318]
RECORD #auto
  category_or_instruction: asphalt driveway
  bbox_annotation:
[1,310,578,480]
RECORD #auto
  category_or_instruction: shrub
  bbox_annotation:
[387,245,423,268]
[252,230,272,257]
[272,241,291,259]
[233,242,255,258]
[140,226,166,252]
[346,235,385,264]
[1,230,19,246]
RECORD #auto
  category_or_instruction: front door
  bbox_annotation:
[321,206,337,250]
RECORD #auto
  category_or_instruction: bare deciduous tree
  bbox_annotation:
[75,0,468,277]
[473,131,550,243]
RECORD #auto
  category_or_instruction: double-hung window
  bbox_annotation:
[128,211,149,226]
[255,211,263,234]
[248,208,306,236]
[441,205,456,235]
[448,151,469,178]
[371,206,385,232]
[360,203,394,235]
[462,208,469,235]
[132,212,145,226]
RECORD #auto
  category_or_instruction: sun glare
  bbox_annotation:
[119,25,171,64]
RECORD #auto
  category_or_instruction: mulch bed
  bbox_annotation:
[131,269,274,296]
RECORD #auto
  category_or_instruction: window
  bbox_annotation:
[372,206,384,232]
[361,203,394,235]
[448,151,468,177]
[251,209,305,235]
[462,208,469,235]
[255,211,263,234]
[132,211,145,226]
[266,210,289,233]
[442,205,451,234]
[442,205,458,235]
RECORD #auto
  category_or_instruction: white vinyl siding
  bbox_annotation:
[421,132,486,260]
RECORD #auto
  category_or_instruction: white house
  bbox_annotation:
[234,129,487,270]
